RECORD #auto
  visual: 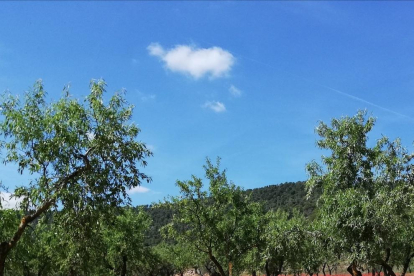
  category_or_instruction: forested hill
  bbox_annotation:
[247,181,321,216]
[141,181,321,245]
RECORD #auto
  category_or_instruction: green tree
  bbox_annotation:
[164,158,260,276]
[101,207,151,276]
[240,203,266,276]
[154,242,197,276]
[306,111,414,276]
[263,209,321,276]
[50,206,108,275]
[7,214,58,276]
[0,80,152,276]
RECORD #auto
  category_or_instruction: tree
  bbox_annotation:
[101,207,151,276]
[263,209,322,276]
[50,205,110,275]
[306,111,414,276]
[154,242,197,276]
[240,203,266,276]
[164,158,260,276]
[0,79,152,276]
[7,213,59,276]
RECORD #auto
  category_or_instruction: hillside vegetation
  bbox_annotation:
[144,181,320,246]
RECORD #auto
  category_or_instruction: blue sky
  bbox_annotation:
[1,2,414,206]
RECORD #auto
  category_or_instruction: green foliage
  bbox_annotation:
[0,79,152,212]
[248,181,320,217]
[0,79,152,275]
[306,110,414,275]
[144,181,319,248]
[102,207,151,275]
[164,158,262,276]
[154,242,197,276]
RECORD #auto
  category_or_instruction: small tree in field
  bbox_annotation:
[164,158,260,276]
[0,80,152,276]
[101,207,151,276]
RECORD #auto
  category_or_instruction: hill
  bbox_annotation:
[141,180,321,245]
[247,181,320,216]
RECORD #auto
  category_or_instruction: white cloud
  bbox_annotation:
[148,43,235,79]
[128,186,150,194]
[148,43,165,57]
[0,192,23,209]
[229,85,242,97]
[203,101,226,113]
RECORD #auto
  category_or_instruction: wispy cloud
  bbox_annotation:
[0,192,23,209]
[203,101,226,113]
[141,94,156,102]
[229,85,242,97]
[314,83,414,121]
[136,90,156,103]
[128,186,150,194]
[148,43,235,79]
[233,51,413,122]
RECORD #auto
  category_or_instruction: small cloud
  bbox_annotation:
[128,186,150,194]
[148,43,235,79]
[203,101,226,113]
[0,192,23,210]
[229,85,242,97]
[148,43,165,57]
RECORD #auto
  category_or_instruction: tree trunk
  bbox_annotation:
[252,270,256,276]
[205,264,213,275]
[208,250,227,276]
[120,255,127,276]
[327,264,333,275]
[24,265,31,276]
[277,258,284,276]
[347,261,362,276]
[0,241,9,276]
[0,255,5,276]
[380,261,396,276]
[377,249,396,276]
[322,263,326,276]
[401,250,413,276]
[265,260,270,276]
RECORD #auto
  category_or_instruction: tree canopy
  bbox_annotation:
[306,110,414,276]
[0,80,152,276]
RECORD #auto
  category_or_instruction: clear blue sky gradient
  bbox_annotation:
[1,2,414,206]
